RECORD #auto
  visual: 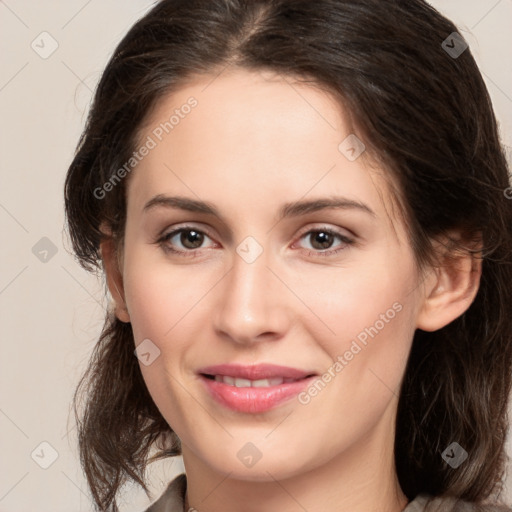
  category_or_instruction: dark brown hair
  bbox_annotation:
[64,0,512,510]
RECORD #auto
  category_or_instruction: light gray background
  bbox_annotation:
[0,1,511,511]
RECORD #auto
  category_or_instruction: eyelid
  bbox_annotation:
[158,222,214,239]
[159,224,217,246]
[294,223,355,241]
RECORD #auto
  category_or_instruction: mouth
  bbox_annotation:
[197,363,317,413]
[201,374,309,387]
[198,362,316,381]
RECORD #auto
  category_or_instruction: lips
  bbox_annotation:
[197,363,317,413]
[198,363,315,381]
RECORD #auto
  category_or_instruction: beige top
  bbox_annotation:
[143,473,511,512]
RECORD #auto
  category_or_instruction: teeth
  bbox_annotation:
[212,375,296,387]
[253,377,283,387]
[234,378,252,387]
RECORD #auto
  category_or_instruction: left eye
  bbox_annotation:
[296,228,353,253]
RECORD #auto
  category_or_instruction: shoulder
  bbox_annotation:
[142,473,187,512]
[405,493,511,512]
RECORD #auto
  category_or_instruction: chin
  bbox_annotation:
[202,448,309,482]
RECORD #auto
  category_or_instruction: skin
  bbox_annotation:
[100,68,481,512]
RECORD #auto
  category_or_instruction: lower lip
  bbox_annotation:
[199,374,316,413]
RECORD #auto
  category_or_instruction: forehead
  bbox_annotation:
[138,68,352,164]
[126,68,403,235]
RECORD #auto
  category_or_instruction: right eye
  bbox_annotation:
[157,226,217,257]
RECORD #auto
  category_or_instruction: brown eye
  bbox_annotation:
[296,227,354,257]
[178,229,204,249]
[308,231,336,250]
[158,226,216,257]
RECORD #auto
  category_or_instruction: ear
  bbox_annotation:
[99,223,131,323]
[416,232,482,332]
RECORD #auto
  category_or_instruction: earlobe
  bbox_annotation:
[99,227,131,324]
[416,236,482,332]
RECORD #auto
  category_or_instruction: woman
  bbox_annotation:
[64,0,512,511]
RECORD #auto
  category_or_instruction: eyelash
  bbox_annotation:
[155,225,355,258]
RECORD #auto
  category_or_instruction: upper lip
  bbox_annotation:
[198,363,316,380]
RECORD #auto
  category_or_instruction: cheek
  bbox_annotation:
[291,252,417,352]
[121,249,208,432]
[122,244,210,342]
[292,275,416,460]
[290,247,418,406]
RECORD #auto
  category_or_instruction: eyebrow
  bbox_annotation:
[142,194,376,220]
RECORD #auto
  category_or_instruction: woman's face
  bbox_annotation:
[118,68,428,481]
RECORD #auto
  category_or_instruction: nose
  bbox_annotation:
[212,248,291,346]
